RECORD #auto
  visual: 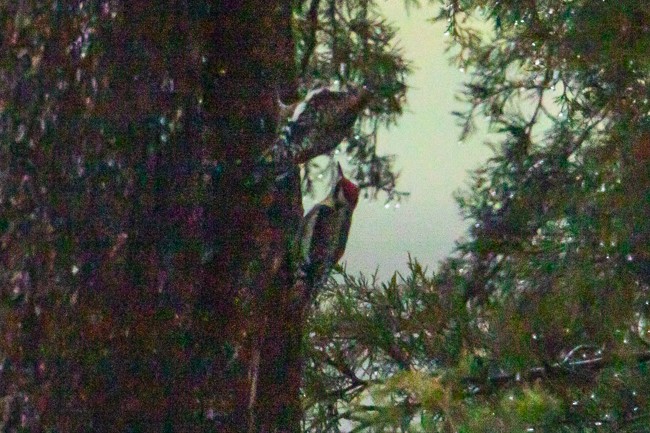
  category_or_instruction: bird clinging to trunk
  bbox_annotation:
[299,163,360,292]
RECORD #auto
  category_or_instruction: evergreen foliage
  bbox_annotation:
[304,0,650,431]
[292,0,410,199]
[2,0,648,431]
[0,0,408,431]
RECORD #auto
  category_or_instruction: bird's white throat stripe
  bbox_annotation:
[290,87,330,122]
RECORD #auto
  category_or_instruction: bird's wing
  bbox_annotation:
[301,203,335,268]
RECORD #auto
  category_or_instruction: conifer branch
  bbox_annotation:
[462,351,650,395]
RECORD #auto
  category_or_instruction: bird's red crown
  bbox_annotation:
[337,164,360,208]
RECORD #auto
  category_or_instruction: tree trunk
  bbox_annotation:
[206,2,304,432]
[0,1,304,432]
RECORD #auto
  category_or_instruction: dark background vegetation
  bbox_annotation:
[0,1,648,432]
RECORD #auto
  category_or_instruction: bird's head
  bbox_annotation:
[333,163,360,209]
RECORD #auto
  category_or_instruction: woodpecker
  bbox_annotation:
[299,163,360,290]
[281,85,372,162]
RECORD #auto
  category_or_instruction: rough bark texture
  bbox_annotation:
[207,2,303,432]
[0,1,303,432]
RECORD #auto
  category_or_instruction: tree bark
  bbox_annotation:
[0,2,305,431]
[206,2,303,432]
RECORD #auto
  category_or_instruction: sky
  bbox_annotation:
[328,1,493,280]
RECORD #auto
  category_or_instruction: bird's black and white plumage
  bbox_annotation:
[280,86,372,163]
[299,163,360,290]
